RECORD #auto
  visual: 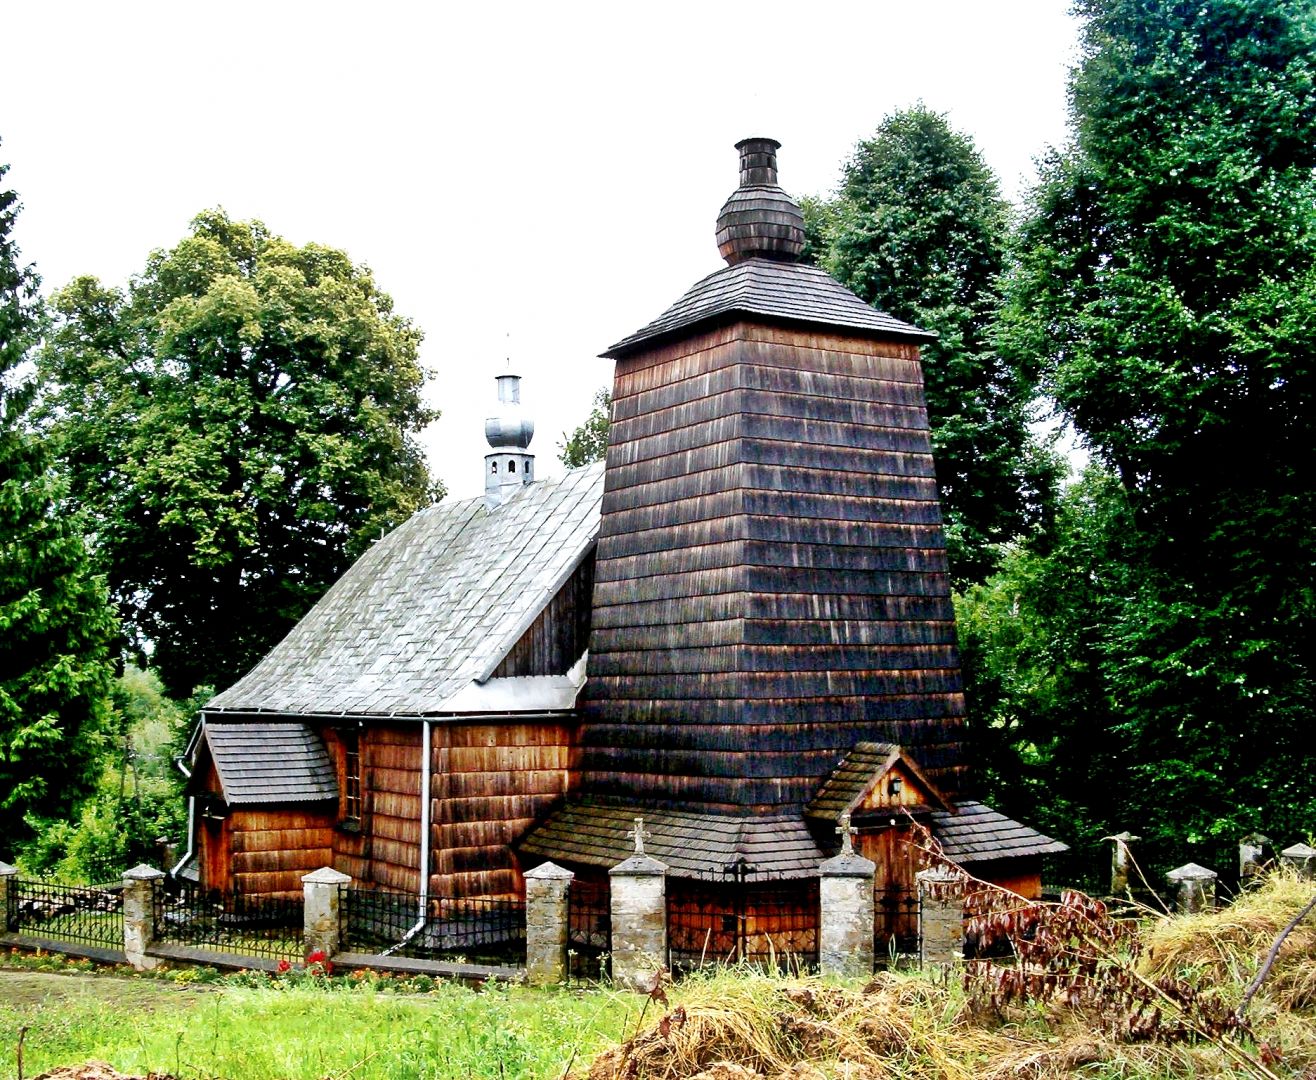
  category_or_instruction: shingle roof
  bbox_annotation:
[204,722,337,806]
[206,463,606,717]
[930,801,1069,864]
[602,258,933,359]
[518,800,825,881]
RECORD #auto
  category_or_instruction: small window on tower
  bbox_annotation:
[491,462,498,474]
[508,460,516,473]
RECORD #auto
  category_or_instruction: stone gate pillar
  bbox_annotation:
[609,818,667,991]
[122,864,165,970]
[917,867,963,966]
[819,814,875,976]
[524,861,574,986]
[302,866,352,958]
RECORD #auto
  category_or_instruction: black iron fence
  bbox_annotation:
[155,880,303,961]
[566,879,611,983]
[5,877,124,949]
[341,886,525,966]
[873,886,920,968]
[667,879,819,975]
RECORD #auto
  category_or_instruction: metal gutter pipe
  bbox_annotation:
[419,719,432,918]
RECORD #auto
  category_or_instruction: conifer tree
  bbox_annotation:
[0,153,117,844]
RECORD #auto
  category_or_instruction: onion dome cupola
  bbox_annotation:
[484,372,535,508]
[715,137,807,265]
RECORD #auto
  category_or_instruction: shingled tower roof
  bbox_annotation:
[574,139,967,817]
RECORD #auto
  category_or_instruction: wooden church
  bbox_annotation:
[179,138,1064,924]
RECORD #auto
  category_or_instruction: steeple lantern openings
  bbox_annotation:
[715,137,807,265]
[484,372,536,508]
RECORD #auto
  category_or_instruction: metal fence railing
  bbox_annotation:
[5,877,124,950]
[873,886,920,968]
[155,880,303,961]
[667,879,819,975]
[566,879,611,983]
[341,886,526,966]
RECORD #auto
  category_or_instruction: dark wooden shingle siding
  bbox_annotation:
[579,321,967,813]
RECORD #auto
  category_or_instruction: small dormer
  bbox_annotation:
[805,742,953,835]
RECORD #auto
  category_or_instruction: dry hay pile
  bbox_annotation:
[1142,869,1316,1013]
[583,971,1123,1080]
[584,873,1316,1080]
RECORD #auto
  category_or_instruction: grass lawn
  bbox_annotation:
[0,969,635,1079]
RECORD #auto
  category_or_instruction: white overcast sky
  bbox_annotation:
[3,1,1080,500]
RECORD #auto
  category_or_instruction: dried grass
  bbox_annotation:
[582,873,1316,1080]
[1142,870,1316,1011]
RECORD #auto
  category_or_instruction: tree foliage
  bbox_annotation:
[40,210,440,697]
[558,386,611,468]
[978,0,1316,866]
[0,153,117,846]
[812,106,1060,583]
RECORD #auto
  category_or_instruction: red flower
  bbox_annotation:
[306,950,327,964]
[276,959,292,973]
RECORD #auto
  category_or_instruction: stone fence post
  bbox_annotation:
[917,867,963,966]
[1280,843,1316,879]
[818,817,875,976]
[1239,834,1271,880]
[524,861,574,985]
[122,864,165,970]
[302,867,351,958]
[0,861,15,931]
[1107,832,1140,896]
[610,819,667,991]
[1165,862,1216,913]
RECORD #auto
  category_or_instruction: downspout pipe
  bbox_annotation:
[419,719,432,919]
[385,719,433,957]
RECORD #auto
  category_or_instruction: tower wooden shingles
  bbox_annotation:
[579,139,967,816]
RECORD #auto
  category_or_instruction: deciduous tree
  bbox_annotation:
[40,210,440,697]
[558,387,611,468]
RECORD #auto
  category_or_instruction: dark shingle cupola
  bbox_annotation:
[714,137,807,264]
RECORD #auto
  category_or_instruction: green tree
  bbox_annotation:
[40,210,440,698]
[558,386,611,468]
[813,106,1060,583]
[0,152,117,847]
[993,0,1316,862]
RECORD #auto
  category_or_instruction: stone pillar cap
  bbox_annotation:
[1241,832,1271,844]
[302,866,352,885]
[0,861,16,876]
[1106,831,1141,843]
[610,853,667,876]
[916,866,962,883]
[525,860,575,881]
[123,864,166,881]
[1166,862,1217,881]
[820,852,876,877]
[1281,843,1316,858]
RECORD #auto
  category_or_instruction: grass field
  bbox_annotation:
[0,970,634,1079]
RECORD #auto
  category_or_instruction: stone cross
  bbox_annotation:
[837,812,858,857]
[632,817,651,856]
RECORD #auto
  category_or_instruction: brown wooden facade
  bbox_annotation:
[580,320,967,813]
